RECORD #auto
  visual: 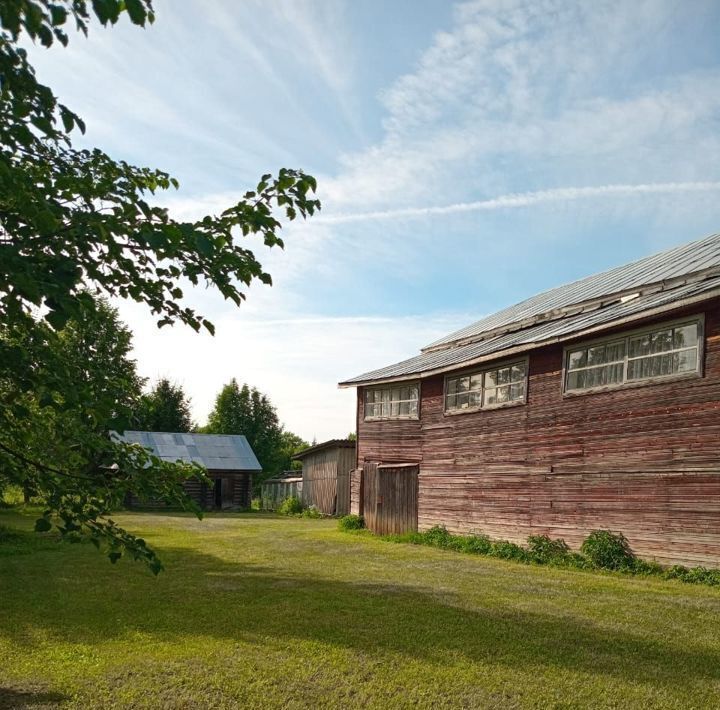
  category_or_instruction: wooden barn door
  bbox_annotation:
[362,462,418,535]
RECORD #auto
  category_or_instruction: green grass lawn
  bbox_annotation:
[1,510,720,709]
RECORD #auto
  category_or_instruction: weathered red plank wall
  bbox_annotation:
[357,300,720,566]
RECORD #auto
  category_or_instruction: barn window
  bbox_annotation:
[364,383,419,420]
[444,360,527,413]
[565,317,702,394]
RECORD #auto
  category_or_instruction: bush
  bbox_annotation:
[527,535,571,563]
[665,565,720,586]
[581,530,635,570]
[301,505,323,519]
[338,515,365,531]
[0,485,25,508]
[278,496,303,515]
[421,525,454,548]
[451,534,493,555]
[490,540,531,563]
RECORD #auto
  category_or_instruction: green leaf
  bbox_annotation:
[124,0,148,25]
[195,234,214,256]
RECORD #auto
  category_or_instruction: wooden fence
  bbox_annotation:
[260,475,303,511]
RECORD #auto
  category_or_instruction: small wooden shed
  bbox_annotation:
[292,439,356,515]
[119,431,261,510]
[260,471,303,510]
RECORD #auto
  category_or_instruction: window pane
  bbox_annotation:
[408,385,419,400]
[675,348,698,373]
[469,374,483,390]
[509,383,525,401]
[408,400,418,417]
[446,393,457,410]
[607,362,624,384]
[496,386,510,403]
[457,376,470,392]
[511,363,526,381]
[628,334,651,358]
[497,368,510,384]
[674,324,698,349]
[390,401,400,416]
[399,401,410,416]
[568,350,587,370]
[567,370,586,390]
[605,341,626,362]
[468,390,482,408]
[587,345,607,366]
[457,392,470,409]
[584,365,608,388]
[485,370,498,387]
[650,329,673,354]
[447,378,458,396]
[484,387,497,406]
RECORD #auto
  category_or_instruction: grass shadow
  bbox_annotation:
[1,539,719,695]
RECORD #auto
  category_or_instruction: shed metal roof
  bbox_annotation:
[118,431,262,471]
[425,232,720,352]
[292,438,356,460]
[339,233,720,387]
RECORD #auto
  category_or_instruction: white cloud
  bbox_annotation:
[37,0,719,445]
[318,182,720,224]
[121,301,470,441]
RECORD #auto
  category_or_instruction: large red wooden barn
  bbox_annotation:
[340,233,720,566]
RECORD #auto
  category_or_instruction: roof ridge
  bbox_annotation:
[422,232,720,352]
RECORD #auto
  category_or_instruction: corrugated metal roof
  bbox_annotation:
[339,273,720,387]
[424,232,720,352]
[118,431,262,471]
[292,438,356,460]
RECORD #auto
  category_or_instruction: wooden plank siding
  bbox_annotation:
[301,444,356,515]
[356,299,720,566]
[350,467,363,516]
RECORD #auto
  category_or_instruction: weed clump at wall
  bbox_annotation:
[343,524,720,588]
[580,530,635,571]
[278,496,303,516]
[338,515,365,531]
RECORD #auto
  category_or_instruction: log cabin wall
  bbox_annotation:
[357,300,720,566]
[127,471,252,510]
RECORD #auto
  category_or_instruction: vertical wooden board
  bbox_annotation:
[378,465,419,535]
[362,462,380,533]
[350,468,363,516]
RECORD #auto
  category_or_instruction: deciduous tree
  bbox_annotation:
[0,0,319,571]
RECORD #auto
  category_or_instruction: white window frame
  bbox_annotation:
[562,314,705,396]
[363,381,420,421]
[443,357,529,415]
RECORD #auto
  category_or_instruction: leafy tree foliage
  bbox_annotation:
[137,378,194,433]
[205,379,306,489]
[277,430,309,472]
[0,297,203,573]
[0,0,319,571]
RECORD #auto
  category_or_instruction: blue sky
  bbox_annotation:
[27,0,720,440]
